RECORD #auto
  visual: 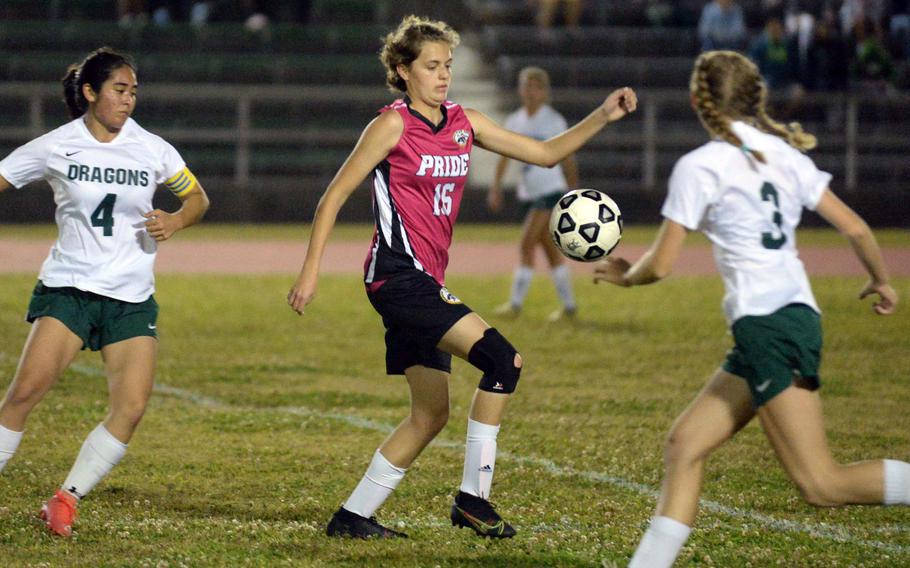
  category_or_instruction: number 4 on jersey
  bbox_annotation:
[91,193,116,236]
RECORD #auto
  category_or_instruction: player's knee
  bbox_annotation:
[411,408,449,438]
[664,425,708,466]
[4,383,46,409]
[468,328,522,394]
[794,471,843,507]
[112,399,148,429]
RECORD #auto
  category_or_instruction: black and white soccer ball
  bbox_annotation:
[549,189,623,262]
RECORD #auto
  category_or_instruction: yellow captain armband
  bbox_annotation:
[164,167,198,198]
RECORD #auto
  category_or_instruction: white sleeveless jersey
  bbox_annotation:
[503,104,569,201]
[0,117,186,302]
[661,121,831,325]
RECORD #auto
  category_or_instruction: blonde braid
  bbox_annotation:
[746,72,817,151]
[691,52,766,163]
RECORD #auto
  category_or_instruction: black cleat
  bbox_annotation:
[450,491,516,539]
[326,507,408,539]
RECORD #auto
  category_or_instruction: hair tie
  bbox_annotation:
[740,145,751,154]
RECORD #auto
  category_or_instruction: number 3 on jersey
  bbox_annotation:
[759,182,786,250]
[433,183,454,216]
[91,193,117,236]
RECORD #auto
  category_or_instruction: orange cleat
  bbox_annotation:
[39,489,78,537]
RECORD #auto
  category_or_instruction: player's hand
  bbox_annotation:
[487,188,504,212]
[601,87,637,123]
[859,280,897,315]
[593,257,631,287]
[143,209,180,241]
[287,273,317,316]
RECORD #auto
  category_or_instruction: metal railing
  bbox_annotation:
[1,82,908,192]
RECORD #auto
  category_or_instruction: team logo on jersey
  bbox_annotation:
[439,287,463,305]
[453,129,470,147]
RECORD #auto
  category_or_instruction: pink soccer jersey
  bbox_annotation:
[364,98,474,287]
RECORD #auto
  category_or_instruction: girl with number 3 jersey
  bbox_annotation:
[593,50,906,568]
[0,48,209,537]
[287,15,636,539]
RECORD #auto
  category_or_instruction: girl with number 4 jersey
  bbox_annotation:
[0,47,209,537]
[594,50,905,568]
[287,15,636,540]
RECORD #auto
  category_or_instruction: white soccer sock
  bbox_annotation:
[883,459,910,505]
[0,424,24,473]
[62,424,128,498]
[509,266,534,309]
[343,450,406,518]
[628,515,692,568]
[460,418,500,500]
[550,264,576,310]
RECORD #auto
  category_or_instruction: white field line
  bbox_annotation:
[11,359,910,554]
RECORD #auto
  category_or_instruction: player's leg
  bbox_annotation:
[44,294,158,537]
[438,313,520,538]
[534,206,576,319]
[331,365,449,537]
[758,385,910,506]
[43,336,157,536]
[496,208,537,317]
[629,369,754,568]
[0,317,83,473]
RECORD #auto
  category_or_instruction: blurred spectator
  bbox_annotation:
[698,0,747,51]
[149,1,190,25]
[891,0,910,59]
[118,0,148,26]
[805,13,850,90]
[750,13,804,117]
[852,18,895,90]
[840,0,887,37]
[534,0,584,28]
[645,0,675,27]
[750,14,799,90]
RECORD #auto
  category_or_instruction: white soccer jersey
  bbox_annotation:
[0,117,189,302]
[504,104,569,201]
[661,121,832,325]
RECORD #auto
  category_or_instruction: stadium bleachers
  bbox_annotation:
[0,1,907,224]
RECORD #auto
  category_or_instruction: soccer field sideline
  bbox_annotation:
[2,238,910,277]
[49,356,909,558]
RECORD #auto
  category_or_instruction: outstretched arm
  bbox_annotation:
[594,218,687,286]
[287,110,404,315]
[814,189,897,314]
[0,175,11,193]
[467,87,637,167]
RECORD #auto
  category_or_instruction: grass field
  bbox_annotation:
[0,227,908,567]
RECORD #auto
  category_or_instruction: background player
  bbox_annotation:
[287,15,636,539]
[487,66,580,321]
[593,50,908,568]
[0,47,209,537]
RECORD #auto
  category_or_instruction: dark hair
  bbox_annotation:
[379,15,459,93]
[61,47,137,119]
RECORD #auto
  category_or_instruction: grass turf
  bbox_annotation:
[0,267,908,566]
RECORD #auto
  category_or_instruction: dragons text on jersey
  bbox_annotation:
[365,98,474,288]
[0,117,195,302]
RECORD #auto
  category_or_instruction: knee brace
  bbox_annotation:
[468,328,521,394]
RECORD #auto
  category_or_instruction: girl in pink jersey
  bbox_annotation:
[287,15,637,539]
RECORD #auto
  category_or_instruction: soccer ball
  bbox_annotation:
[549,189,623,262]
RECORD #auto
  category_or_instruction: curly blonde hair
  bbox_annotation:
[379,15,460,93]
[690,50,816,164]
